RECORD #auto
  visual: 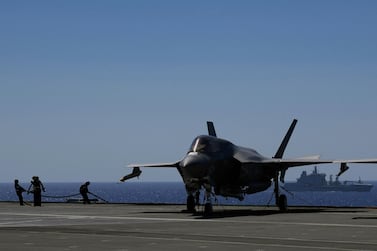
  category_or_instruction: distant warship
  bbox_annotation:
[284,166,373,192]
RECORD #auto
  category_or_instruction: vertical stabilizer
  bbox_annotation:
[207,121,217,137]
[273,119,297,158]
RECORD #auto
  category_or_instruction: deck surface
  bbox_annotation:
[0,202,376,250]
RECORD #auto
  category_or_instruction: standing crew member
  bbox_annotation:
[80,181,91,204]
[27,176,45,206]
[14,179,26,206]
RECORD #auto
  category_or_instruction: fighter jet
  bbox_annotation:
[121,119,377,214]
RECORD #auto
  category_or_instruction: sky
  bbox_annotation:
[1,1,377,183]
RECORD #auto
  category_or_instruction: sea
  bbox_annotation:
[2,181,377,207]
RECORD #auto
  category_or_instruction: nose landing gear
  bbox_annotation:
[186,185,214,215]
[186,194,196,212]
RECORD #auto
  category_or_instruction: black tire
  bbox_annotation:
[187,195,195,212]
[278,194,287,211]
[204,203,213,216]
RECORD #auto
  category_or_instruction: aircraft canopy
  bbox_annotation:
[188,136,231,154]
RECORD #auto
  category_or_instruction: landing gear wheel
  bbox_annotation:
[278,194,287,211]
[204,203,213,216]
[187,195,196,212]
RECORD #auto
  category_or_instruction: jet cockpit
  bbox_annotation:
[188,135,232,155]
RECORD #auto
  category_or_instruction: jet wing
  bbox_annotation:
[120,162,180,182]
[242,158,377,167]
[253,158,333,168]
[332,159,377,176]
[239,156,377,169]
[128,162,179,168]
[235,151,332,168]
[240,157,377,178]
[333,159,377,164]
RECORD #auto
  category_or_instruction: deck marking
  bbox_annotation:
[1,212,377,229]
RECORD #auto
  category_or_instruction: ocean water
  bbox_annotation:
[2,181,377,207]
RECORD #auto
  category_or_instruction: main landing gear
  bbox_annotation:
[274,172,288,211]
[277,194,287,211]
[186,175,288,214]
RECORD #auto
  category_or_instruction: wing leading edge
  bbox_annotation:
[239,158,377,177]
[239,158,333,169]
[120,162,180,182]
[128,162,179,168]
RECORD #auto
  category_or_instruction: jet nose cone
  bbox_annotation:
[181,152,210,179]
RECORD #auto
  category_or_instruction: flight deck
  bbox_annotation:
[0,202,376,251]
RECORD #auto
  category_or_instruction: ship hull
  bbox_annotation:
[284,183,373,192]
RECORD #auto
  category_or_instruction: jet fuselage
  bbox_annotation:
[180,135,274,199]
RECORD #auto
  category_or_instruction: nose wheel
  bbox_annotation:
[203,185,213,215]
[186,194,196,212]
[186,186,214,215]
[204,202,213,216]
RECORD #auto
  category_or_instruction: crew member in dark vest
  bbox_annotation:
[27,176,45,206]
[14,179,26,206]
[80,181,91,204]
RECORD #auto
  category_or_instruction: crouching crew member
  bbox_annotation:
[80,181,91,204]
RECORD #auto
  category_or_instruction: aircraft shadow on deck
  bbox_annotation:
[193,208,325,219]
[141,207,371,219]
[142,207,331,219]
[194,207,371,219]
[352,216,377,220]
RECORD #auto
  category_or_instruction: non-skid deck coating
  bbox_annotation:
[0,202,376,251]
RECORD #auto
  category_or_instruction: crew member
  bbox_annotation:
[80,181,91,204]
[14,179,26,206]
[27,176,45,206]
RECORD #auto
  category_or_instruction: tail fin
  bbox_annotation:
[207,121,217,137]
[273,119,297,158]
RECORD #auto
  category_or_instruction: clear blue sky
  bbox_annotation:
[1,1,377,183]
